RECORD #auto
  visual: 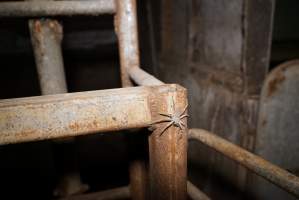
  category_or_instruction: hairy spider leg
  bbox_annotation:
[159,113,172,118]
[179,104,188,116]
[159,121,174,136]
[178,121,186,129]
[180,114,189,119]
[151,118,172,125]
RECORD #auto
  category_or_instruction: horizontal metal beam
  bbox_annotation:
[189,128,299,198]
[0,1,115,17]
[129,67,164,86]
[0,85,180,145]
[57,182,210,200]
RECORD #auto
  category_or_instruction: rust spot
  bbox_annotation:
[92,120,99,127]
[267,71,285,97]
[69,122,80,131]
[34,20,41,33]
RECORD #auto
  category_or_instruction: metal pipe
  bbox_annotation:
[187,181,211,200]
[57,182,211,200]
[29,19,67,95]
[115,1,148,199]
[115,0,140,87]
[188,129,299,198]
[0,1,115,17]
[129,67,164,86]
[149,85,188,200]
[28,4,84,196]
[0,85,181,145]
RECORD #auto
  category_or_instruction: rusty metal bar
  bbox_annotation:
[115,0,148,199]
[188,129,299,198]
[187,181,211,200]
[129,67,164,86]
[128,159,148,200]
[28,5,82,196]
[0,85,184,145]
[0,1,115,17]
[115,0,140,87]
[126,66,165,200]
[57,181,210,200]
[149,85,188,200]
[29,19,67,94]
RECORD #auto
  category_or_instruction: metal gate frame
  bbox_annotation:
[0,1,298,200]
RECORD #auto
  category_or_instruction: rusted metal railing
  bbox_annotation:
[1,1,298,200]
[114,0,149,199]
[189,128,299,198]
[0,85,171,145]
[129,67,164,86]
[115,0,140,87]
[27,0,84,195]
[58,181,210,200]
[29,18,67,95]
[0,84,189,200]
[0,1,115,17]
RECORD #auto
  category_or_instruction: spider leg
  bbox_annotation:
[151,118,171,125]
[179,122,183,130]
[178,121,186,129]
[159,113,172,118]
[180,121,186,127]
[159,121,174,136]
[180,114,189,119]
[179,104,188,116]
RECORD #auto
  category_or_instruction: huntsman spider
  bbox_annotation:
[151,102,189,136]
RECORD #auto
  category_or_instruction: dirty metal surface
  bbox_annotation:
[115,0,140,87]
[125,67,163,200]
[189,128,299,198]
[29,19,67,95]
[250,60,299,200]
[129,67,164,86]
[0,0,115,17]
[127,68,163,200]
[115,1,147,199]
[128,159,148,200]
[149,85,188,200]
[0,85,182,145]
[28,10,85,197]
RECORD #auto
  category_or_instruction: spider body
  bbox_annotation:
[151,104,189,136]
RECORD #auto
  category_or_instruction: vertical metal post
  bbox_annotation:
[115,0,147,199]
[29,19,67,94]
[28,0,86,196]
[115,0,140,87]
[149,85,188,200]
